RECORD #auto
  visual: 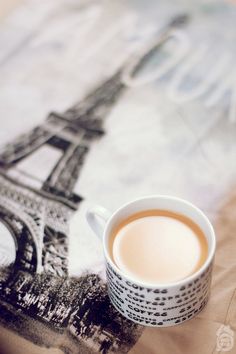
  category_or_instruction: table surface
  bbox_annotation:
[0,1,235,353]
[0,0,23,20]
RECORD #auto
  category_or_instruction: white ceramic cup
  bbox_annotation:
[86,195,216,327]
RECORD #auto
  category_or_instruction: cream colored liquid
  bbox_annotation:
[110,210,208,284]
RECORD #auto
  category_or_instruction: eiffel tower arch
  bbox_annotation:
[0,203,39,273]
[0,71,125,276]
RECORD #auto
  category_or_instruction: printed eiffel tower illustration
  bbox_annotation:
[0,71,142,354]
[0,16,188,353]
[0,71,125,276]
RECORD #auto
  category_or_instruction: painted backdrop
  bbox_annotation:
[0,0,236,353]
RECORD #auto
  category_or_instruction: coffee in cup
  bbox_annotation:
[109,209,208,284]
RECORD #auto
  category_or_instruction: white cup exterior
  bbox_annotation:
[86,195,216,327]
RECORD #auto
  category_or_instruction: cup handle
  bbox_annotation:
[86,205,111,240]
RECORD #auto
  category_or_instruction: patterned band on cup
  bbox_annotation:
[106,261,212,326]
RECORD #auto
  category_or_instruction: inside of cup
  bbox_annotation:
[105,195,215,267]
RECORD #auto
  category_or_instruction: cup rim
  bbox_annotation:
[103,194,216,289]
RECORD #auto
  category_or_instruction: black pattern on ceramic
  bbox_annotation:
[106,261,213,327]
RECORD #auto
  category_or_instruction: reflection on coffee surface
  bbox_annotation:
[110,210,208,284]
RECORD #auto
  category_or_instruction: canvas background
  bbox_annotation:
[0,1,235,353]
